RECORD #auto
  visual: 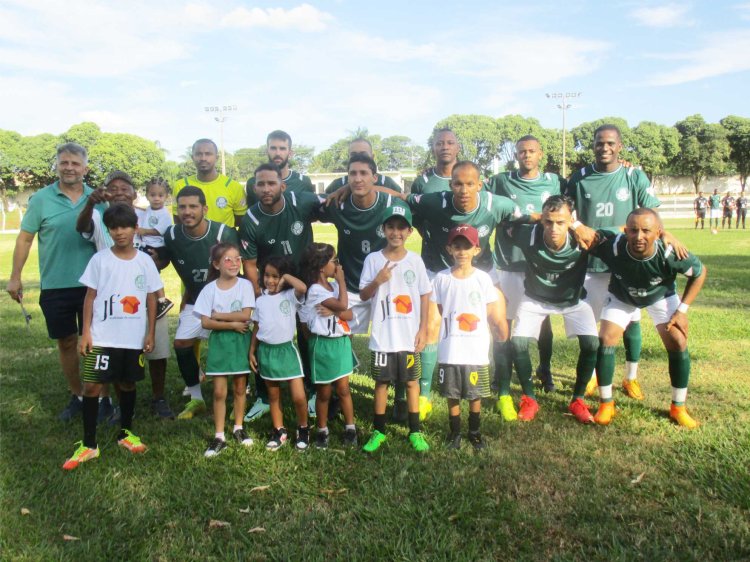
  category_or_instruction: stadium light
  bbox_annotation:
[204,104,238,176]
[545,92,581,178]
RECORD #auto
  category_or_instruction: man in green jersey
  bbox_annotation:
[488,135,563,393]
[404,161,520,419]
[319,154,408,334]
[324,138,402,194]
[501,195,600,424]
[708,189,722,230]
[240,163,322,421]
[590,208,706,428]
[565,124,660,401]
[159,186,239,420]
[410,128,460,195]
[246,130,315,207]
[172,139,247,228]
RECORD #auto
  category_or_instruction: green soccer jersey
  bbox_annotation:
[507,224,590,307]
[409,167,452,195]
[709,195,721,209]
[163,220,239,304]
[407,191,520,273]
[246,170,315,207]
[239,191,321,266]
[565,164,660,273]
[324,174,402,195]
[591,234,703,307]
[319,192,407,292]
[488,171,564,272]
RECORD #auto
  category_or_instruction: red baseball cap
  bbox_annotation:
[447,224,480,247]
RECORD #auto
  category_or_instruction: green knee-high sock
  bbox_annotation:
[623,322,642,362]
[574,336,600,398]
[668,349,690,404]
[595,344,616,389]
[538,316,553,371]
[493,340,513,395]
[175,346,200,387]
[419,344,438,398]
[511,337,536,399]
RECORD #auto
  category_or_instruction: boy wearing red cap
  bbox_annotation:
[430,224,508,450]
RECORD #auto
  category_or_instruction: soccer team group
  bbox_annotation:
[7,125,709,470]
[693,189,747,231]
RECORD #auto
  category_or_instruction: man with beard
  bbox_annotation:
[246,130,315,207]
[172,138,247,228]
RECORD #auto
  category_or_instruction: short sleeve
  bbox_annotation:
[481,274,498,304]
[156,209,173,235]
[239,279,256,309]
[78,253,99,289]
[239,215,257,260]
[20,193,43,234]
[669,250,703,279]
[634,170,660,208]
[430,275,443,305]
[192,284,214,318]
[359,253,378,290]
[415,257,431,296]
[144,257,164,293]
[230,180,248,216]
[491,194,521,222]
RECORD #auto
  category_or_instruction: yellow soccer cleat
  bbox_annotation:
[495,395,518,422]
[594,401,616,425]
[177,398,207,420]
[418,396,433,421]
[584,375,598,397]
[670,404,699,429]
[622,378,645,400]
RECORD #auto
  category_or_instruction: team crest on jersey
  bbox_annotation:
[616,188,630,202]
[279,299,291,316]
[510,194,517,199]
[216,196,228,209]
[344,229,351,235]
[403,270,416,286]
[268,239,276,245]
[376,225,385,238]
[230,299,242,312]
[477,225,490,238]
[468,291,481,305]
[291,221,304,235]
[442,227,449,233]
[649,277,663,286]
[134,275,146,290]
[148,215,159,227]
[526,203,535,213]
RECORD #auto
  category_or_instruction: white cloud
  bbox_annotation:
[649,29,750,85]
[220,4,333,31]
[630,3,694,28]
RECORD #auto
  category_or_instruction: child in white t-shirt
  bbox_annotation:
[431,224,508,451]
[249,256,309,451]
[193,242,255,458]
[136,178,174,319]
[63,204,162,470]
[359,206,432,453]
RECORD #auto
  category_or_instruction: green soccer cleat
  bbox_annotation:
[177,399,206,420]
[62,442,100,471]
[118,429,147,454]
[362,430,387,453]
[409,431,429,452]
[496,395,518,421]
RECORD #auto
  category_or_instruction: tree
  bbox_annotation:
[87,133,166,188]
[495,115,548,172]
[673,114,731,193]
[61,122,102,149]
[720,115,750,192]
[631,121,680,180]
[290,144,315,174]
[380,136,424,170]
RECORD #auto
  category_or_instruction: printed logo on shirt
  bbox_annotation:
[230,299,242,312]
[616,188,630,202]
[457,313,480,332]
[477,225,490,238]
[216,196,228,209]
[291,221,304,235]
[135,275,146,290]
[468,291,481,306]
[120,296,141,315]
[376,225,385,238]
[148,215,159,227]
[393,295,413,314]
[649,277,663,286]
[279,299,291,316]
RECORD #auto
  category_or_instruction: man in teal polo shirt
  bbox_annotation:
[7,143,98,421]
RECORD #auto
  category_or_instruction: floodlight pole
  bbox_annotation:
[204,105,238,176]
[545,92,581,178]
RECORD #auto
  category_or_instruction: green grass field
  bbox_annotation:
[1,223,749,561]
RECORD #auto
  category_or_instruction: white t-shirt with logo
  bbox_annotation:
[302,281,351,338]
[360,250,431,352]
[430,268,498,365]
[136,206,172,248]
[79,248,163,349]
[193,277,255,322]
[252,288,302,344]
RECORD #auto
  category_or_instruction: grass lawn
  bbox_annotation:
[1,222,749,560]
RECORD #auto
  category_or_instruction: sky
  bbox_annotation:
[1,0,749,161]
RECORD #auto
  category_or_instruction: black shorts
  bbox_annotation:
[370,351,421,384]
[438,364,491,401]
[82,347,146,384]
[723,209,733,218]
[39,287,86,339]
[696,210,706,218]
